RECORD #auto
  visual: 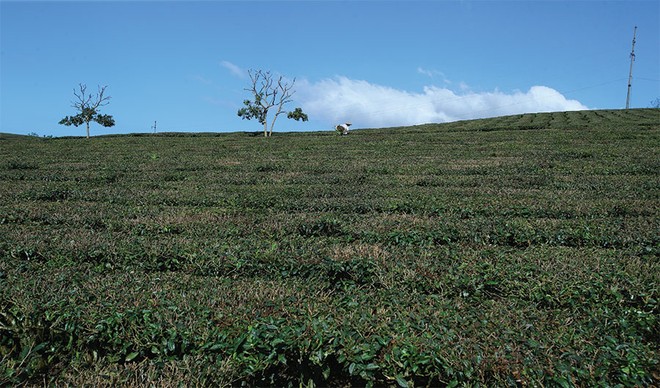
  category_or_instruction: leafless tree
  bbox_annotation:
[237,70,308,137]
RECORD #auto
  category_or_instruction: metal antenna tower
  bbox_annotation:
[625,26,637,109]
[151,121,157,133]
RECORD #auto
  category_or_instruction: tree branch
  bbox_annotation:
[72,84,92,110]
[238,69,306,137]
[92,85,111,109]
[60,83,114,138]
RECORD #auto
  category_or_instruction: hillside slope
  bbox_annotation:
[378,108,659,133]
[0,108,658,386]
[2,108,658,139]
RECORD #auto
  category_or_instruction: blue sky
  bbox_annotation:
[1,0,658,137]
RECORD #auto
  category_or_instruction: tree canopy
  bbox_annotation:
[59,84,115,138]
[237,70,308,137]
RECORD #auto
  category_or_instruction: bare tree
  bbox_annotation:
[237,70,308,137]
[59,84,115,138]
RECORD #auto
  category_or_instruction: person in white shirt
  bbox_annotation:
[336,122,351,135]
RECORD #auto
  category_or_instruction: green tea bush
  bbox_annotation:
[1,109,658,386]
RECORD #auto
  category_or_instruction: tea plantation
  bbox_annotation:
[1,109,658,386]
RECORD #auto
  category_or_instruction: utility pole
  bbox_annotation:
[625,26,637,109]
[151,120,157,133]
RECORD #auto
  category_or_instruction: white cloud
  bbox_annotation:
[417,67,450,85]
[220,60,246,78]
[417,67,442,78]
[297,76,588,128]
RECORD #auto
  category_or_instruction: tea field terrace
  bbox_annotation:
[0,108,658,386]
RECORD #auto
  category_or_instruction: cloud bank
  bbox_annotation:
[297,76,588,128]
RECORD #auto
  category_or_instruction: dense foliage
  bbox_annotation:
[59,107,115,129]
[1,109,658,386]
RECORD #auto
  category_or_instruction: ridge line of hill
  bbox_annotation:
[1,108,658,140]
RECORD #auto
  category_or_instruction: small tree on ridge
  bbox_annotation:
[59,84,115,138]
[237,69,308,137]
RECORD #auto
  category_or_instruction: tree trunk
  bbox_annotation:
[86,121,90,139]
[268,119,275,137]
[263,121,268,137]
[269,115,281,137]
